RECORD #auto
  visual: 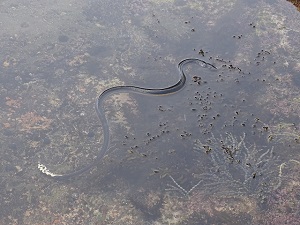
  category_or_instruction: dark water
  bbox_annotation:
[0,0,299,224]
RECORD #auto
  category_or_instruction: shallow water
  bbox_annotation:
[0,0,300,224]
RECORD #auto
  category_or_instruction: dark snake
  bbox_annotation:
[38,58,217,180]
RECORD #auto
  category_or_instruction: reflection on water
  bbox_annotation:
[0,0,300,224]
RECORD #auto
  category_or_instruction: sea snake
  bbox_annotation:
[38,58,217,180]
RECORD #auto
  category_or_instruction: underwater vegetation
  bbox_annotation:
[159,133,298,224]
[191,132,281,201]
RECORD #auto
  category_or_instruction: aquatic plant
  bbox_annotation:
[166,175,203,197]
[166,132,281,200]
[192,132,281,198]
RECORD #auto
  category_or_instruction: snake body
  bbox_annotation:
[38,58,217,180]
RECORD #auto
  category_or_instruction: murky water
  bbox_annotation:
[0,0,300,224]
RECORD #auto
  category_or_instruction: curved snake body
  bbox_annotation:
[38,58,217,180]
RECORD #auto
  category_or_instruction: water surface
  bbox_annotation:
[0,0,300,224]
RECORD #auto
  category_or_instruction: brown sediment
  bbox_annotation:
[287,0,300,11]
[17,112,52,132]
